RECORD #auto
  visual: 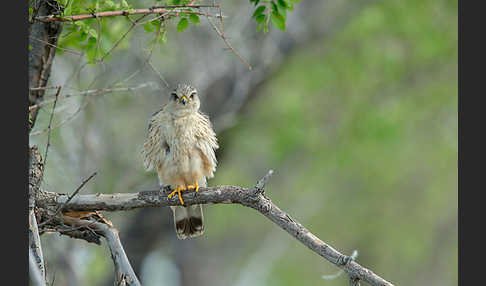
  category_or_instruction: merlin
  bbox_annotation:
[141,84,219,239]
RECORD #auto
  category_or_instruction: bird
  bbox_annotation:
[141,84,219,239]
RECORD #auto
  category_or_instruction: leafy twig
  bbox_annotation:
[33,6,222,22]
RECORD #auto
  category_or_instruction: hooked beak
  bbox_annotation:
[180,95,188,105]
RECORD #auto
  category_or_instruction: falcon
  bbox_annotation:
[141,84,219,239]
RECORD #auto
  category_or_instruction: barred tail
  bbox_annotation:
[171,204,204,239]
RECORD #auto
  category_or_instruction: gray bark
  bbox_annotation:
[28,0,62,132]
[30,248,46,286]
[29,146,46,284]
[62,216,141,286]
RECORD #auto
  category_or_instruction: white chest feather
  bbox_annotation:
[160,114,205,185]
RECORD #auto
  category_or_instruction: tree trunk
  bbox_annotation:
[28,0,63,132]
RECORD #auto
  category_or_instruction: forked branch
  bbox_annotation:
[62,216,141,286]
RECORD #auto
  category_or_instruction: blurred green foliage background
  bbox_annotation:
[212,1,457,285]
[31,0,457,285]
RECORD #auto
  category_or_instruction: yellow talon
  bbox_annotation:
[188,181,199,192]
[168,186,187,205]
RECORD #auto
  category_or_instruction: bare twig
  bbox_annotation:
[29,36,83,56]
[28,82,157,111]
[29,81,158,136]
[37,170,394,286]
[62,217,141,286]
[39,171,97,227]
[148,60,170,89]
[42,86,61,168]
[30,97,90,136]
[136,20,170,89]
[29,85,63,91]
[205,7,252,70]
[137,12,170,25]
[101,14,147,62]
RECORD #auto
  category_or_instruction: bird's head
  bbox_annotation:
[167,83,201,115]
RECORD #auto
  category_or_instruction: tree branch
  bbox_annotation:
[29,146,46,284]
[62,217,141,286]
[204,6,252,70]
[29,210,46,285]
[30,248,47,286]
[33,6,221,23]
[28,82,158,111]
[37,170,394,286]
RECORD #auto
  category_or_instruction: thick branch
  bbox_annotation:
[29,146,46,283]
[29,146,44,210]
[37,171,394,286]
[29,248,46,286]
[29,211,46,284]
[62,217,141,286]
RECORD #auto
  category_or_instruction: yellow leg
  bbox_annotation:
[168,186,187,205]
[187,181,199,192]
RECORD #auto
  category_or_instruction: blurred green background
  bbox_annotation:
[31,0,457,285]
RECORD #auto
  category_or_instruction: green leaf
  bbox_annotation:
[255,14,265,24]
[87,36,97,45]
[28,45,33,51]
[270,11,285,30]
[278,0,289,9]
[143,22,155,32]
[159,30,168,44]
[289,0,300,3]
[252,5,266,18]
[74,21,86,27]
[256,21,264,32]
[271,1,279,13]
[189,14,200,25]
[86,37,98,60]
[78,30,88,42]
[277,0,289,18]
[177,17,189,32]
[104,0,116,8]
[88,28,98,39]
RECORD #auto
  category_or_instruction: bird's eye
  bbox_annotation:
[190,92,196,99]
[171,92,178,100]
